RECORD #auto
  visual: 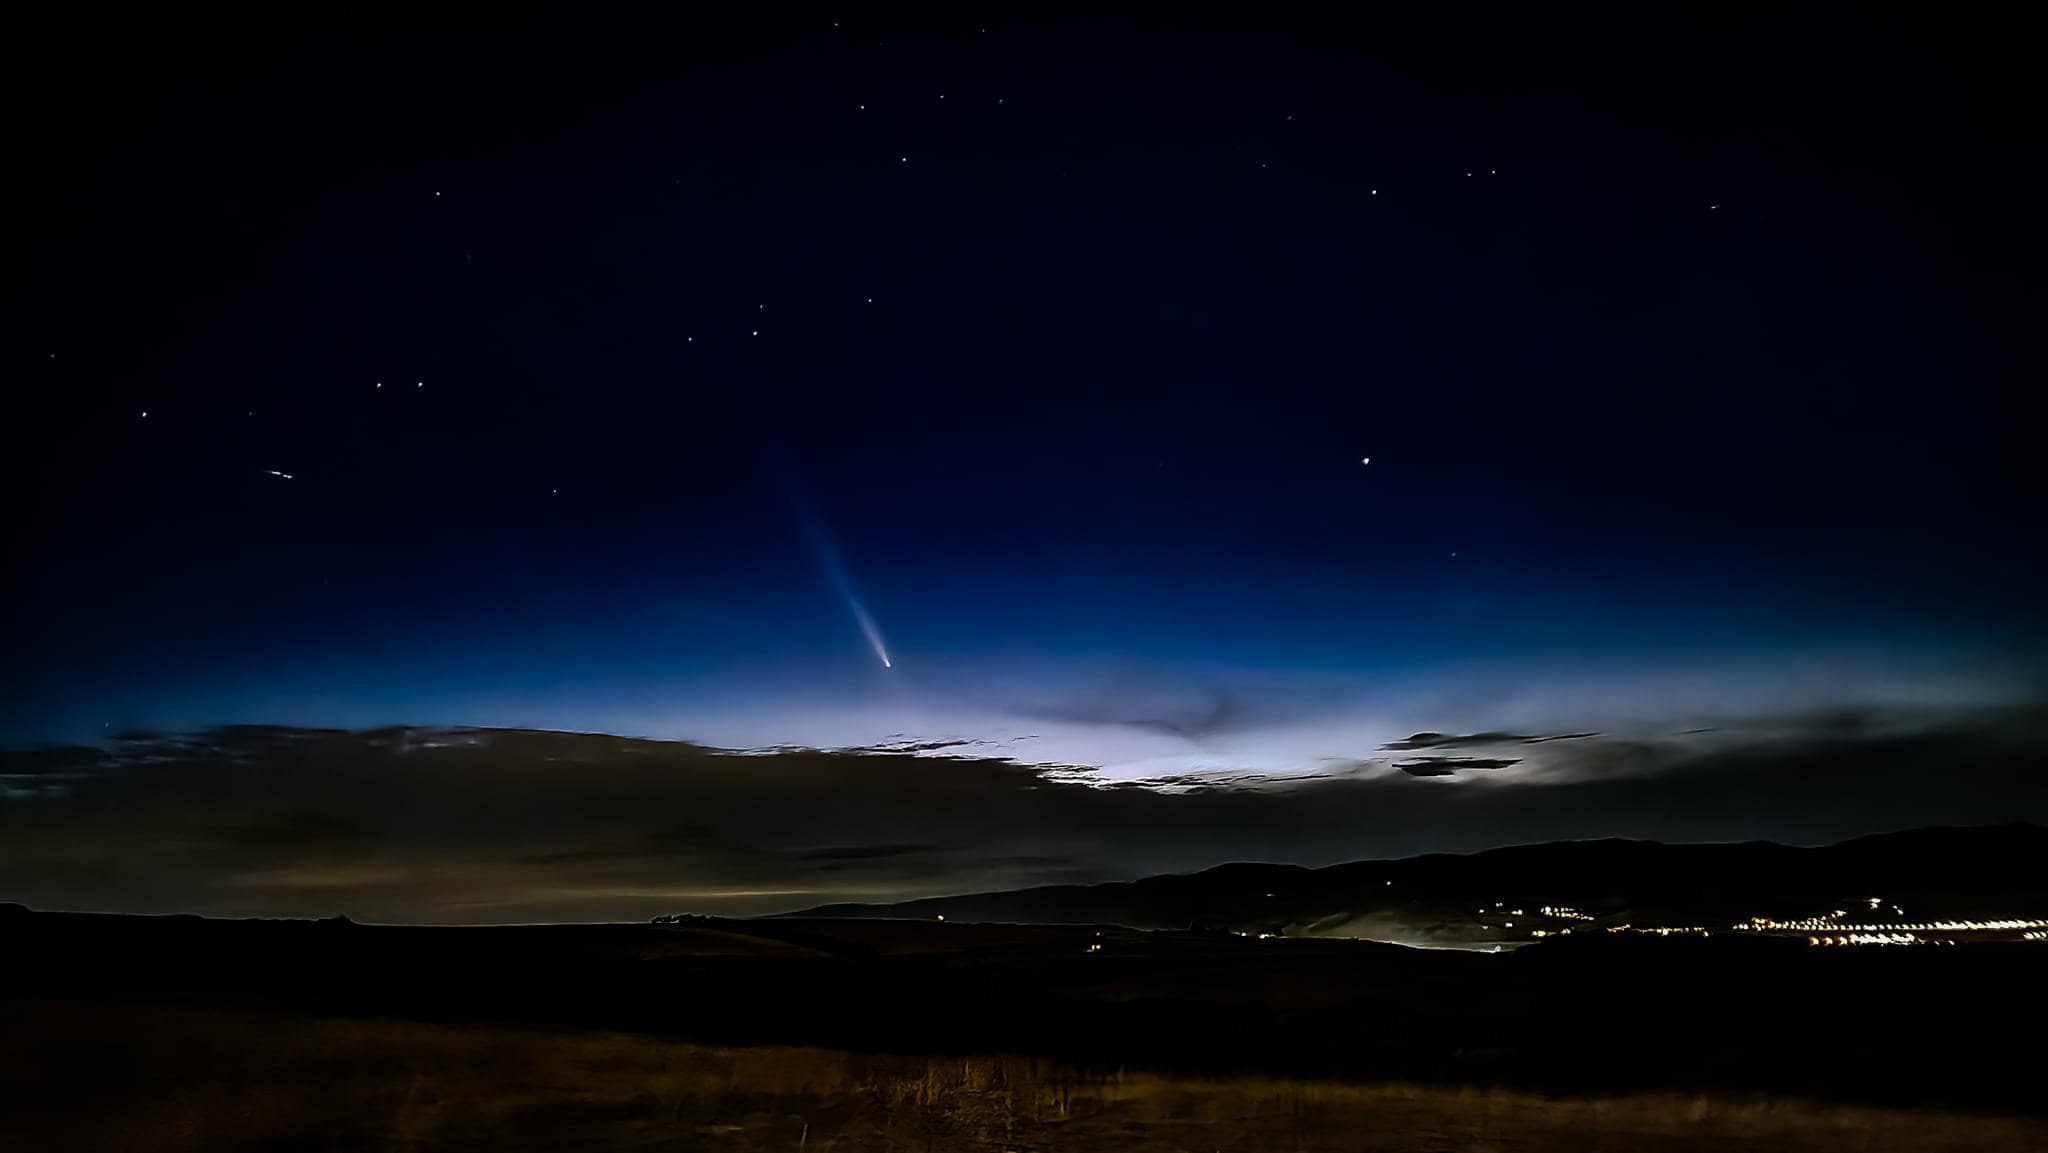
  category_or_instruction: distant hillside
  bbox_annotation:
[777,824,2048,948]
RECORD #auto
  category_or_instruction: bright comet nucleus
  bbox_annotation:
[848,599,893,669]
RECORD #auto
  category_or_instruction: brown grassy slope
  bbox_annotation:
[5,999,2043,1152]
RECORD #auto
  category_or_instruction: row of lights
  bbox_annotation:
[1739,917,2048,934]
[1810,933,1919,947]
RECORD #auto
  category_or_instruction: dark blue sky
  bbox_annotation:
[8,6,2043,776]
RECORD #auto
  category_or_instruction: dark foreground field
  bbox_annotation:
[4,906,2045,1150]
[14,1000,2046,1152]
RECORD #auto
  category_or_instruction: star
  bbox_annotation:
[416,381,423,388]
[752,330,759,336]
[1360,457,1371,465]
[139,411,148,419]
[376,382,382,388]
[899,156,908,163]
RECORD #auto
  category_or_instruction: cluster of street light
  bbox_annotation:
[1478,894,2048,948]
[1736,916,2048,935]
[1809,933,1919,947]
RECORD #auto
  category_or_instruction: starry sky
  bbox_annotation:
[4,7,2045,915]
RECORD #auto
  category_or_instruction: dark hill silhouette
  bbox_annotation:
[779,824,2048,946]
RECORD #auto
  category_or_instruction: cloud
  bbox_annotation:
[2,703,2044,923]
[177,813,366,849]
[848,738,989,755]
[0,744,110,798]
[1381,731,1598,750]
[972,854,1080,869]
[1394,757,1522,777]
[1383,731,1531,750]
[799,843,943,862]
[0,745,109,776]
[511,826,722,867]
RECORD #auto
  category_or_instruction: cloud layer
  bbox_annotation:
[3,701,2045,923]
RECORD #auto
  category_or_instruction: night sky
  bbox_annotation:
[6,8,2045,918]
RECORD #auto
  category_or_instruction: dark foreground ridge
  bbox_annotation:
[3,897,2046,1118]
[7,827,2047,1148]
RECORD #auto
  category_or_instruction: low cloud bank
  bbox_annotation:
[3,702,2043,922]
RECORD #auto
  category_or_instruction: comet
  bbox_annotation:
[814,538,893,669]
[783,474,894,670]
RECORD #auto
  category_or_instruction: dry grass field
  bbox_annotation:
[7,998,2044,1152]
